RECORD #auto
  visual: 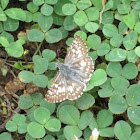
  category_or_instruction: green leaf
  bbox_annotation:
[110,34,123,47]
[5,8,26,21]
[127,106,140,125]
[6,121,17,132]
[27,2,39,13]
[119,21,128,35]
[32,92,43,105]
[34,107,50,124]
[74,10,88,26]
[1,31,14,43]
[85,7,99,21]
[4,18,19,31]
[83,128,92,140]
[91,0,102,10]
[62,3,76,15]
[38,14,53,32]
[114,120,131,140]
[100,78,113,90]
[75,93,95,110]
[24,11,32,22]
[102,11,114,24]
[45,0,58,5]
[12,114,26,125]
[0,22,3,33]
[87,34,101,50]
[85,22,99,33]
[0,36,9,47]
[0,132,11,140]
[123,31,137,50]
[6,42,24,57]
[41,4,53,16]
[45,28,62,43]
[1,0,9,10]
[90,69,107,86]
[0,7,7,21]
[130,132,140,140]
[33,55,48,74]
[97,42,110,56]
[53,0,69,16]
[27,107,36,122]
[18,70,34,83]
[33,75,48,88]
[45,118,61,132]
[74,31,87,40]
[122,63,138,80]
[18,94,34,109]
[117,4,131,14]
[134,22,140,34]
[40,99,56,115]
[127,50,138,63]
[18,123,27,134]
[42,49,56,62]
[97,109,113,128]
[64,125,82,140]
[89,117,98,130]
[135,46,140,57]
[126,84,140,106]
[59,26,68,39]
[32,12,40,22]
[63,15,77,31]
[99,127,114,137]
[78,110,93,130]
[103,24,118,37]
[111,76,129,90]
[109,95,127,114]
[106,62,122,77]
[77,0,92,10]
[98,88,113,98]
[33,0,44,6]
[58,105,80,125]
[25,133,36,140]
[27,122,45,138]
[108,48,127,62]
[123,14,135,29]
[28,29,44,42]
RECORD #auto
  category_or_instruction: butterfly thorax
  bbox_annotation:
[56,61,85,84]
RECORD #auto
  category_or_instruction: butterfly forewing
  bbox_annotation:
[65,36,94,82]
[65,36,88,64]
[46,36,94,103]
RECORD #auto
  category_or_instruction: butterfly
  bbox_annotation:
[45,36,94,103]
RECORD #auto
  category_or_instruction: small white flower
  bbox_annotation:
[90,128,100,140]
[74,135,79,140]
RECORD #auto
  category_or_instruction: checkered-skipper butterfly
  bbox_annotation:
[45,36,94,103]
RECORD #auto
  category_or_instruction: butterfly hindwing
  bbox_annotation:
[45,72,67,103]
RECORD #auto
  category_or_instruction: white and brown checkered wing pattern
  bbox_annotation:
[45,72,67,103]
[65,36,94,82]
[46,36,94,103]
[45,73,86,103]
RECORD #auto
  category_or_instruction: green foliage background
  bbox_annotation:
[0,0,140,140]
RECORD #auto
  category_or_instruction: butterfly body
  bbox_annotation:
[56,61,85,85]
[46,36,94,103]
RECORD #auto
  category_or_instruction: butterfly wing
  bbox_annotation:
[65,36,88,64]
[45,72,67,103]
[65,36,94,82]
[46,72,86,102]
[46,36,94,103]
[66,77,86,100]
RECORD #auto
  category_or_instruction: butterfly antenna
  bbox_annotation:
[57,49,60,61]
